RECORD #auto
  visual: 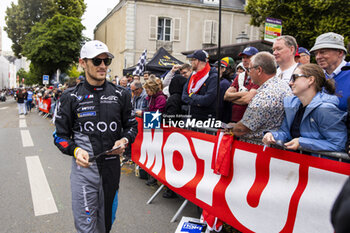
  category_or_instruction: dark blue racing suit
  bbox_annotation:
[53,80,138,232]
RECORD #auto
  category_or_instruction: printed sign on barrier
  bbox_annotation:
[38,97,51,113]
[175,217,209,233]
[132,118,350,233]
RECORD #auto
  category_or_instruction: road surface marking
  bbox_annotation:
[25,156,58,216]
[19,119,27,128]
[0,107,9,110]
[21,130,34,147]
[19,115,25,118]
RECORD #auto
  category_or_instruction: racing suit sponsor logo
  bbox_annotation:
[78,101,94,105]
[78,106,95,112]
[115,90,122,95]
[101,95,119,104]
[81,121,118,132]
[101,95,118,101]
[85,94,94,99]
[71,93,83,101]
[77,111,96,118]
[82,186,91,223]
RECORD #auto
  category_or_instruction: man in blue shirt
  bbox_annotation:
[310,32,350,111]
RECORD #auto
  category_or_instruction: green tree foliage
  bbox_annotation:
[4,0,86,57]
[16,68,29,85]
[67,64,81,79]
[53,0,86,18]
[246,0,350,49]
[22,14,84,75]
[25,63,45,85]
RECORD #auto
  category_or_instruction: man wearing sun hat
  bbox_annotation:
[310,32,350,111]
[53,40,138,232]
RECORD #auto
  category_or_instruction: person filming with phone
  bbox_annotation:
[53,40,138,233]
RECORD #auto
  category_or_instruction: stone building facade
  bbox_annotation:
[94,0,260,77]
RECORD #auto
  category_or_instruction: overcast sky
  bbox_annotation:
[1,0,120,52]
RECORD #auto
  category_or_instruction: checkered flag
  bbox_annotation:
[133,49,147,76]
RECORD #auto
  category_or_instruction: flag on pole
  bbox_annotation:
[133,49,147,76]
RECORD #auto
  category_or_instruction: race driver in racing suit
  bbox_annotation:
[53,40,138,232]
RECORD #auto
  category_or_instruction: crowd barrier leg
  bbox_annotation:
[146,184,165,204]
[170,199,189,223]
[146,184,191,223]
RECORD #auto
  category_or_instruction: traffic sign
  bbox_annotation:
[43,75,49,85]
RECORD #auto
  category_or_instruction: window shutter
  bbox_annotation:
[149,15,157,40]
[211,20,218,44]
[173,18,181,41]
[203,20,212,44]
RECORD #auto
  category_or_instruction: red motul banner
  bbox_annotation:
[38,97,51,113]
[132,118,350,233]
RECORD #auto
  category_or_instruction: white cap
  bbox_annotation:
[310,32,347,54]
[80,40,114,59]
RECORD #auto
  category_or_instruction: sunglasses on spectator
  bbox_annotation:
[90,58,112,66]
[291,74,309,82]
[131,88,139,93]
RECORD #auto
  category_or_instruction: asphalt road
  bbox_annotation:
[0,97,199,233]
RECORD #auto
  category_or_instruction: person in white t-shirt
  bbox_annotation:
[273,35,299,83]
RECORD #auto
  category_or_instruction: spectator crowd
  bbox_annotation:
[122,32,350,158]
[10,31,350,159]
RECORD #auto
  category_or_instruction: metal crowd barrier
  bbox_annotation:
[139,117,350,223]
[189,124,349,162]
[238,138,350,162]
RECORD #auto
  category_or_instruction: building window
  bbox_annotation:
[149,16,180,42]
[203,20,218,45]
[158,18,172,41]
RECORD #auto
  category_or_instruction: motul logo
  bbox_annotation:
[132,118,350,233]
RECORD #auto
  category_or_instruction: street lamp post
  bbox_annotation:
[216,0,222,120]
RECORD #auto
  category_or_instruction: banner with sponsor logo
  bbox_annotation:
[132,118,350,233]
[38,97,51,113]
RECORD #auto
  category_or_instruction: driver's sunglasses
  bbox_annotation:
[90,58,112,66]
